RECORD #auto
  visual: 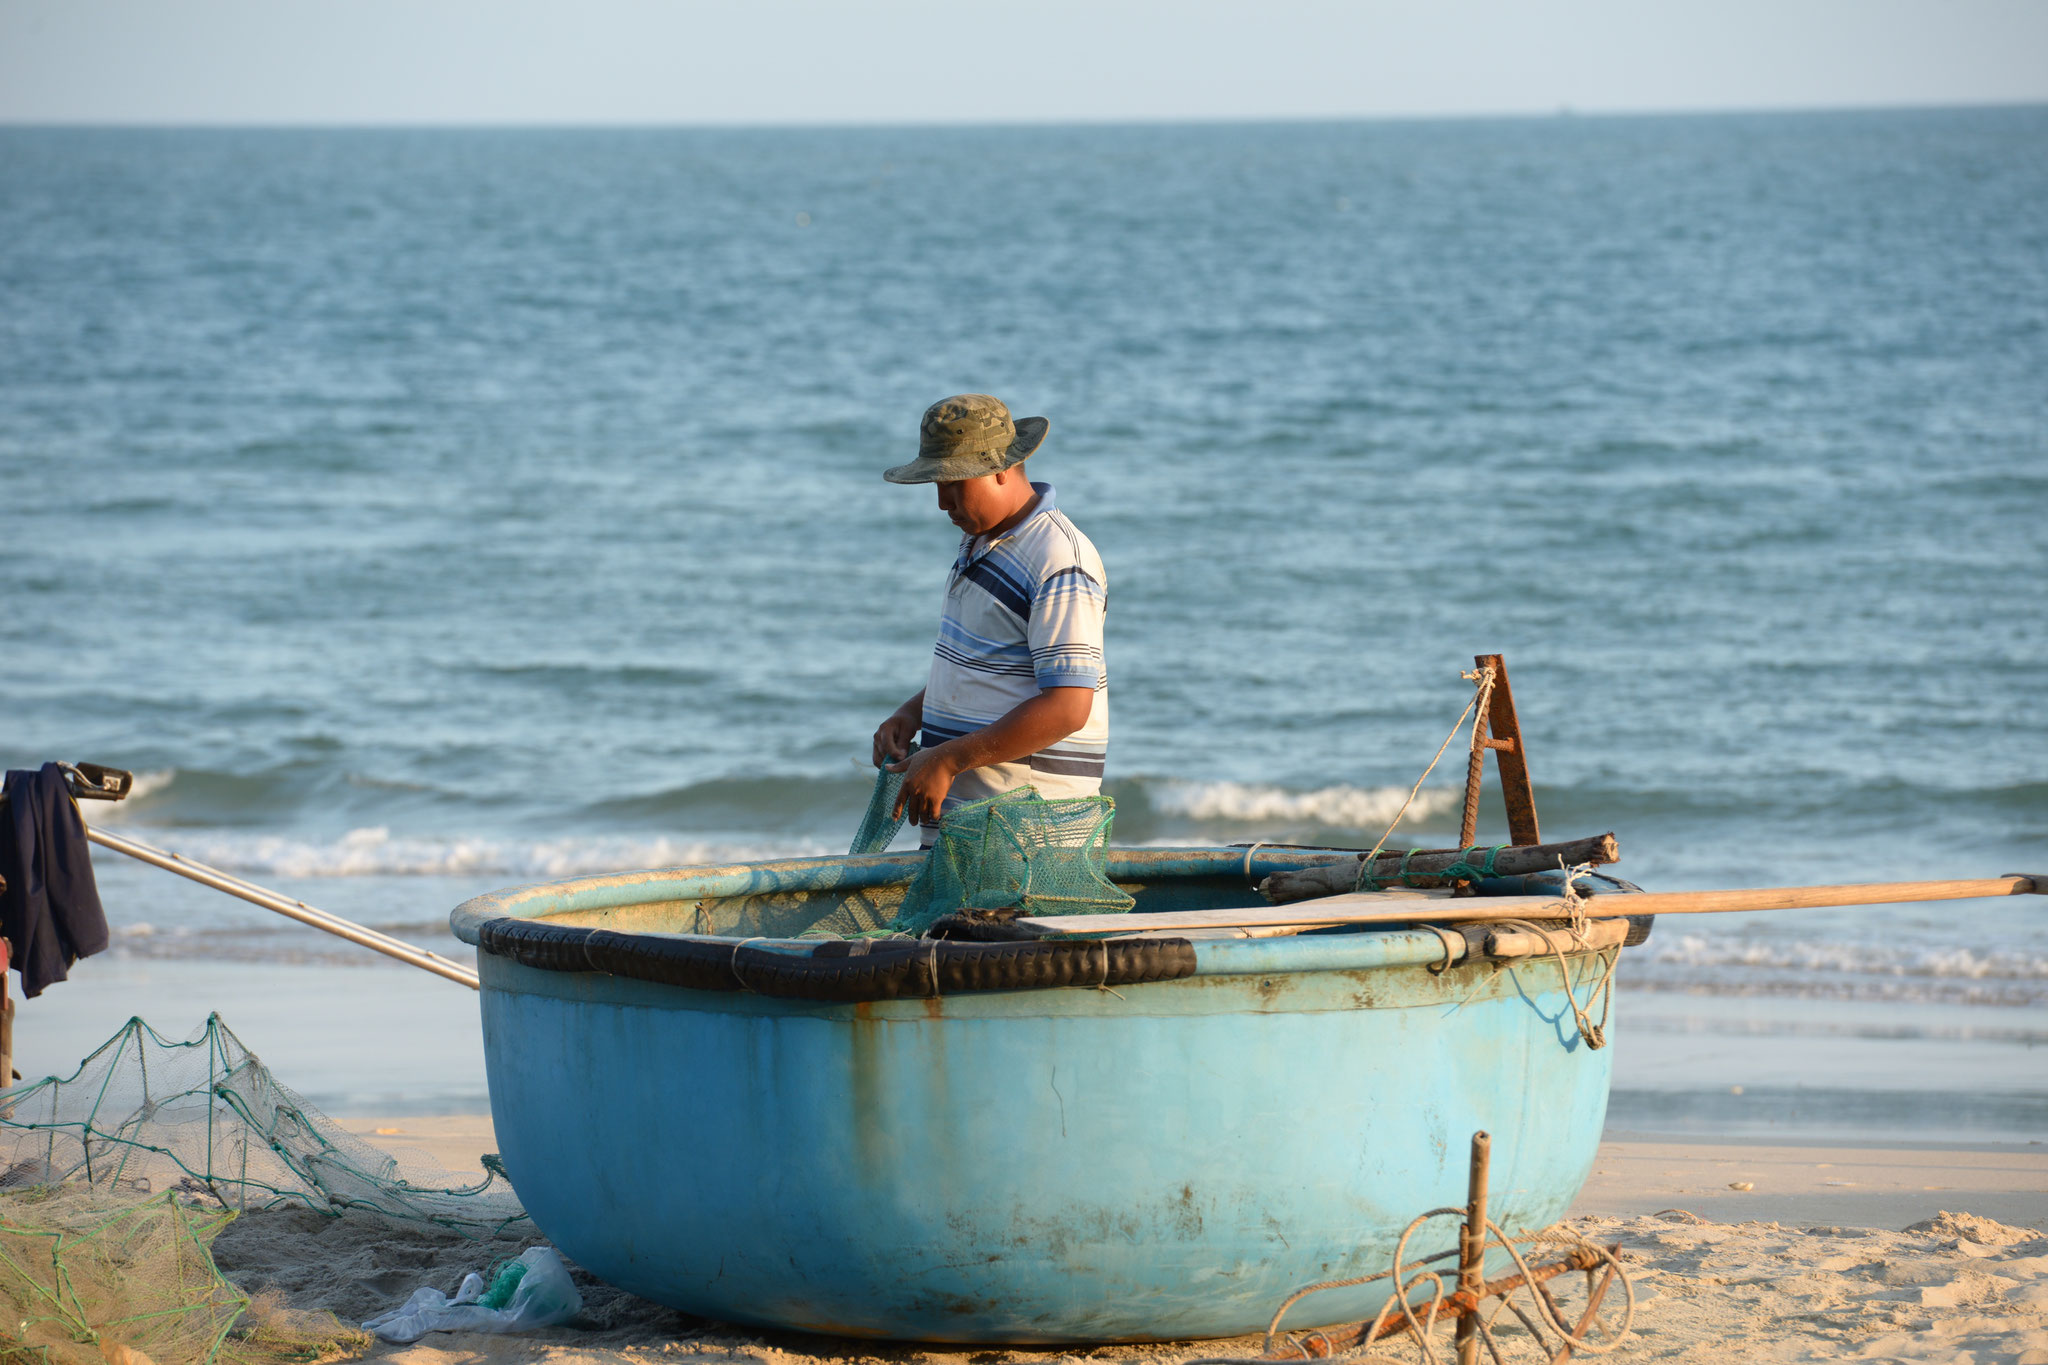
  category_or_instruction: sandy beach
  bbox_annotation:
[201,1119,2048,1364]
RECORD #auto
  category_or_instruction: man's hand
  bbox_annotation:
[889,745,960,826]
[872,713,919,767]
[872,690,925,767]
[883,687,1093,828]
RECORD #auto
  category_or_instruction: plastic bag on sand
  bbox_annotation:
[363,1246,582,1342]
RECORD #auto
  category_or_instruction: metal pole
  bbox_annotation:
[1455,1130,1491,1365]
[83,826,480,990]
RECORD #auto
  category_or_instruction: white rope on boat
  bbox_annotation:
[1352,665,1497,894]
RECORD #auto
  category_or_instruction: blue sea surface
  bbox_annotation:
[2,110,2044,1128]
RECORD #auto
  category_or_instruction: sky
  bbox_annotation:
[2,0,2045,126]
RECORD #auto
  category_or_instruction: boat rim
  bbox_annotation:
[448,845,1543,985]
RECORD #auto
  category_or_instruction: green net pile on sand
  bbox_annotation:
[0,1015,528,1365]
[0,1016,522,1234]
[0,1183,369,1365]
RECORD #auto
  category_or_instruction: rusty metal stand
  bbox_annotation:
[1455,1131,1492,1365]
[1459,653,1542,848]
[1255,1125,1630,1361]
[1550,1260,1621,1363]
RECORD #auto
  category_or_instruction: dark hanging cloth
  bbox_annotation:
[0,763,110,998]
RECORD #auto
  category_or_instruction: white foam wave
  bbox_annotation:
[1144,779,1462,829]
[79,768,176,822]
[1646,933,2048,981]
[133,827,832,879]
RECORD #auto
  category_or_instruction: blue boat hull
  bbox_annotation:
[458,851,1616,1343]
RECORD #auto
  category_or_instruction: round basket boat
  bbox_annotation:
[450,847,1628,1344]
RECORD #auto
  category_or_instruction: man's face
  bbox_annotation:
[935,472,1014,536]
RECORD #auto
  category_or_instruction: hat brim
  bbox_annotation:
[883,415,1049,484]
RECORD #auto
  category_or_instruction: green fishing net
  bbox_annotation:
[0,1184,369,1365]
[0,1014,517,1365]
[0,1016,524,1236]
[848,746,915,856]
[891,787,1134,936]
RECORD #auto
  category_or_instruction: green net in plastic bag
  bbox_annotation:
[891,787,1134,936]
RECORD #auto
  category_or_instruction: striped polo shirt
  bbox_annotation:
[922,482,1109,823]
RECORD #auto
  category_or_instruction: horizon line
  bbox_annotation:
[5,96,2044,134]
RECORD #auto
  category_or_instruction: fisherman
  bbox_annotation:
[871,394,1109,839]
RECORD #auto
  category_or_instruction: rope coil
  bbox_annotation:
[1481,865,1620,1051]
[1191,1205,1636,1365]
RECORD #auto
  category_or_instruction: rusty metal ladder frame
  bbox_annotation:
[1459,652,1542,848]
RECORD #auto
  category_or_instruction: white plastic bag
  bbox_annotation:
[362,1246,582,1343]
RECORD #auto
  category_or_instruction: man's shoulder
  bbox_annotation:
[1010,507,1105,585]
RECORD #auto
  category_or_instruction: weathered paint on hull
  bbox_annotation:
[478,949,1611,1343]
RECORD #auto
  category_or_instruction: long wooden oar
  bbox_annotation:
[1017,875,2042,938]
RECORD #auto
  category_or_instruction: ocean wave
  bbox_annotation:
[74,765,377,826]
[1644,932,2048,981]
[100,918,476,968]
[63,762,2042,844]
[116,827,832,879]
[77,768,176,819]
[81,765,1466,839]
[1137,780,1463,829]
[583,772,869,826]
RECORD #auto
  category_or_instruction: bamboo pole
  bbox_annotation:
[84,826,481,989]
[1021,875,2041,937]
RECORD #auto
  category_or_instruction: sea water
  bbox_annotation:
[2,111,2043,1133]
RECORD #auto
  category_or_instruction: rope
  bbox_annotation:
[1458,666,1498,845]
[1422,924,1465,975]
[1352,665,1497,894]
[1551,860,1619,1050]
[1473,1219,1636,1356]
[1434,843,1510,885]
[1357,842,1508,894]
[1243,841,1270,887]
[1189,1207,1636,1365]
[1184,1218,1462,1365]
[728,937,768,993]
[1358,847,1414,893]
[1091,940,1126,999]
[1382,1207,1458,1359]
[1481,879,1621,1052]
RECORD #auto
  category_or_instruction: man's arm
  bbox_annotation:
[889,687,1093,826]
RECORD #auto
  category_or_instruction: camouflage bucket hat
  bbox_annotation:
[883,393,1050,484]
